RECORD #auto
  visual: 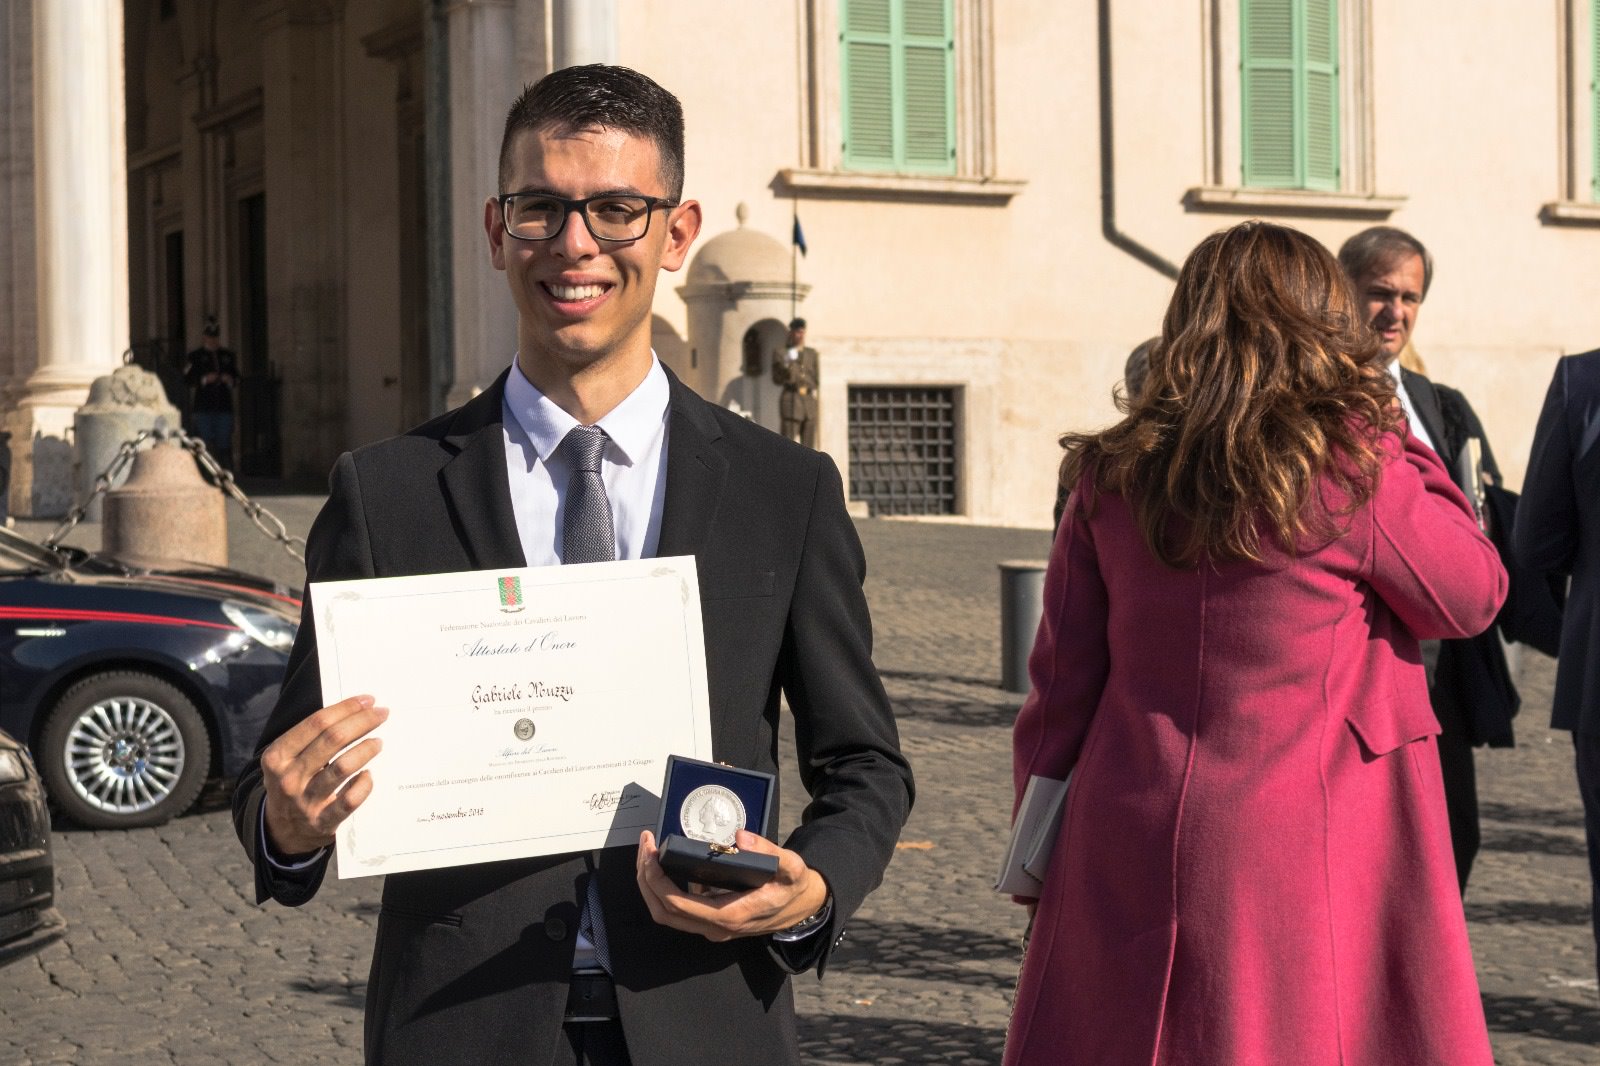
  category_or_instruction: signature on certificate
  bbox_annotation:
[585,788,641,815]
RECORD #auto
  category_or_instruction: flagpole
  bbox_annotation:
[790,199,798,322]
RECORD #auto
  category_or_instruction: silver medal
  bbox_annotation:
[679,784,746,847]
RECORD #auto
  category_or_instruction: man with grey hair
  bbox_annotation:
[1338,225,1511,895]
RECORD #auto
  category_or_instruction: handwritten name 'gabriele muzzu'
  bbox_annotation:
[457,631,578,658]
[472,682,575,706]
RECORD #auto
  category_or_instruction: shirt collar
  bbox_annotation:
[504,355,670,466]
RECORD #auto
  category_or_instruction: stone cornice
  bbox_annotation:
[773,169,1025,206]
[1182,186,1406,219]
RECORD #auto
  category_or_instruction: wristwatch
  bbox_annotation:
[775,895,833,940]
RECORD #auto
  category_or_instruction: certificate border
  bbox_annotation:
[312,557,711,877]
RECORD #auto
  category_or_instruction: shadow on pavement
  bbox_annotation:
[798,1013,1007,1064]
[1480,826,1588,858]
[1465,900,1592,926]
[880,669,999,688]
[1483,991,1600,1046]
[292,978,367,1011]
[831,919,1020,989]
[893,698,1018,730]
[1479,801,1587,830]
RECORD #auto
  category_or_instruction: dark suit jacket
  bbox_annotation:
[1513,348,1600,736]
[1401,369,1521,747]
[231,367,914,1066]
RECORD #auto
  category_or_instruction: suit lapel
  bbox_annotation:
[1401,368,1450,461]
[655,369,728,559]
[439,370,528,571]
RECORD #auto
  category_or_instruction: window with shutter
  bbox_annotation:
[840,0,956,174]
[1241,0,1340,190]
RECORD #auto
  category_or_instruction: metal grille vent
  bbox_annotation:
[847,386,959,516]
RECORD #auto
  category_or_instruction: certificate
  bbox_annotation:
[312,557,713,878]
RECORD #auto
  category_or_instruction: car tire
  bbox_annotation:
[39,671,211,829]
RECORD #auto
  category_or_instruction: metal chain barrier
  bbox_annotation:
[43,427,307,564]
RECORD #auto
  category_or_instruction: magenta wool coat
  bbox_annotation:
[1006,431,1506,1066]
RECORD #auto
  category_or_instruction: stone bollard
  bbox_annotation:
[999,560,1049,694]
[74,366,180,522]
[102,442,227,566]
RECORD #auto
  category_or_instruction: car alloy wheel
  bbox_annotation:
[39,671,211,829]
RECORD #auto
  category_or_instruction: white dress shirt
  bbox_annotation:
[502,355,670,566]
[1390,359,1437,454]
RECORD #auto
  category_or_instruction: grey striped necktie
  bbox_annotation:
[556,424,616,971]
[557,425,616,565]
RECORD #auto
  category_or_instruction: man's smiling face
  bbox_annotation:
[487,125,698,385]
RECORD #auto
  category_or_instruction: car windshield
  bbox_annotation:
[0,527,68,575]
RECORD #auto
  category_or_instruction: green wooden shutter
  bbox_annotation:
[1302,0,1340,190]
[1241,0,1340,190]
[841,0,955,174]
[1242,0,1298,186]
[842,0,895,169]
[900,0,955,171]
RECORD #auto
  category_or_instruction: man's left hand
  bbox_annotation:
[635,829,828,942]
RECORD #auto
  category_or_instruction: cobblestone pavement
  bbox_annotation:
[1,503,1596,1064]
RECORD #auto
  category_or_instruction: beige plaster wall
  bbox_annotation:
[616,0,1597,526]
[97,0,1599,519]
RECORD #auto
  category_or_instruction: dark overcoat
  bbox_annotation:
[1515,348,1600,736]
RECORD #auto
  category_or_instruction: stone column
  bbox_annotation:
[553,0,616,67]
[258,0,346,480]
[175,1,221,349]
[5,0,131,517]
[0,0,38,411]
[444,0,517,407]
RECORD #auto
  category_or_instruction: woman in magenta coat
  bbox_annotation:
[1006,222,1505,1065]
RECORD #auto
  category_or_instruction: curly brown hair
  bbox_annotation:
[1060,221,1401,568]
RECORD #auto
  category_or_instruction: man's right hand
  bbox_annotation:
[260,695,387,857]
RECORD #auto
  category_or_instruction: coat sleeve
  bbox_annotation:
[231,452,376,906]
[773,453,914,974]
[1513,359,1578,576]
[1011,489,1111,815]
[1367,430,1507,641]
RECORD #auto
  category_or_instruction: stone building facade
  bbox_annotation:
[2,0,1597,525]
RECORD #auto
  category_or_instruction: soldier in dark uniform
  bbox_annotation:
[184,316,239,467]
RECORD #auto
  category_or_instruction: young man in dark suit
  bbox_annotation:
[1514,347,1600,986]
[1338,226,1508,894]
[232,65,912,1066]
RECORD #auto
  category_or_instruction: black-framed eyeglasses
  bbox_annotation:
[498,193,678,243]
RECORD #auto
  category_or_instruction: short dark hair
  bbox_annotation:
[788,318,807,332]
[498,64,685,199]
[1336,226,1433,299]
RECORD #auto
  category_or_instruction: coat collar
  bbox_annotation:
[435,363,728,566]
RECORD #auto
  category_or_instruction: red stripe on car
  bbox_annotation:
[0,607,236,631]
